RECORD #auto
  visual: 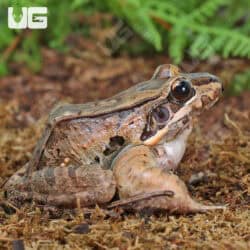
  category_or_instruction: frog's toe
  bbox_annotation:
[172,194,226,213]
[187,202,227,213]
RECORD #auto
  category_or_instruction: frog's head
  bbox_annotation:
[141,64,223,145]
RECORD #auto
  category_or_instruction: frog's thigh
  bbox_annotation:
[112,145,223,213]
[29,164,116,208]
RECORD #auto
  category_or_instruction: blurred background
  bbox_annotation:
[0,0,249,101]
[0,0,249,121]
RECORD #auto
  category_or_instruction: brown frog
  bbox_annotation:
[4,64,224,213]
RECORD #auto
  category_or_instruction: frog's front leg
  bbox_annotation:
[112,145,224,213]
[5,164,116,208]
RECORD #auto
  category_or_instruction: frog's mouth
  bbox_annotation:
[142,105,192,146]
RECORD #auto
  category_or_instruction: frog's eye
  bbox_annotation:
[171,79,193,102]
[152,106,170,123]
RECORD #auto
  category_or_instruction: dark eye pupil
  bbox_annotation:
[172,80,191,101]
[153,106,169,122]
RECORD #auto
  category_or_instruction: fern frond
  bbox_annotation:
[168,24,189,63]
[145,1,182,16]
[190,33,210,57]
[153,7,250,62]
[107,0,162,50]
[187,0,227,23]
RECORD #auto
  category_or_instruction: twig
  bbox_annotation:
[151,15,172,30]
[1,31,25,62]
[224,113,243,138]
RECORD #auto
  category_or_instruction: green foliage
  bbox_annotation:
[229,70,250,95]
[0,0,249,83]
[104,0,250,63]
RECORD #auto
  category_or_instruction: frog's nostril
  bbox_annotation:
[208,75,224,92]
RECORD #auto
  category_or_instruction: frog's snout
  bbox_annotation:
[192,73,223,94]
[207,74,224,93]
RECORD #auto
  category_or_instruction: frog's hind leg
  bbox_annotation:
[113,145,225,213]
[5,164,116,209]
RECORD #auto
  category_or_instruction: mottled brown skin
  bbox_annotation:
[4,64,224,213]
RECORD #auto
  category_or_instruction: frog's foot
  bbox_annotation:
[113,145,225,213]
[4,164,116,209]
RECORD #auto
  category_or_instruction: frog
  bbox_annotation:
[3,64,224,213]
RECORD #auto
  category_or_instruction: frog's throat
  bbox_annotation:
[143,105,192,146]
